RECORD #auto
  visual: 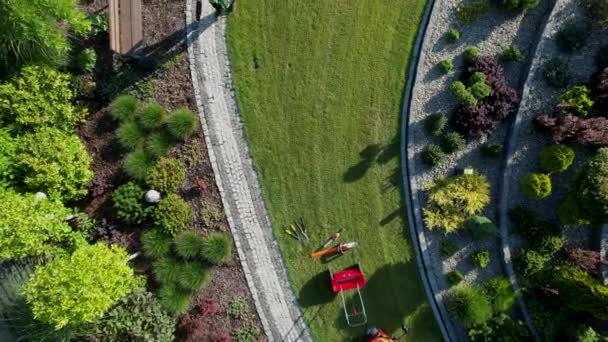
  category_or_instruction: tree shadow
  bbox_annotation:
[343,144,381,183]
[380,207,403,226]
[298,270,336,308]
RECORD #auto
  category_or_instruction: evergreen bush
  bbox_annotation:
[145,132,175,159]
[153,194,193,236]
[0,129,17,189]
[465,215,497,240]
[464,47,479,62]
[558,195,591,225]
[117,120,146,150]
[520,173,552,199]
[456,0,490,25]
[441,239,459,258]
[124,148,155,181]
[146,157,185,194]
[159,282,192,315]
[539,144,575,173]
[484,277,515,313]
[543,59,572,88]
[424,112,448,136]
[174,231,205,259]
[471,250,490,268]
[573,148,608,223]
[442,131,466,153]
[446,29,461,43]
[446,285,492,327]
[421,144,445,166]
[177,262,209,290]
[167,108,199,140]
[110,95,138,122]
[500,45,524,62]
[112,182,150,224]
[560,85,594,116]
[440,60,454,74]
[554,266,608,320]
[447,271,465,286]
[138,102,166,130]
[201,233,232,264]
[557,21,591,52]
[141,229,172,259]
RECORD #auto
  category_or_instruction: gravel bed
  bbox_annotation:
[407,0,555,337]
[503,0,608,252]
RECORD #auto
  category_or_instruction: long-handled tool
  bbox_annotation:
[285,225,300,241]
[295,218,310,242]
[310,242,357,259]
[321,227,346,249]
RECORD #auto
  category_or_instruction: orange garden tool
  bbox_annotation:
[310,241,357,259]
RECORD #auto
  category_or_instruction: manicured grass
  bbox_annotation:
[227,1,440,341]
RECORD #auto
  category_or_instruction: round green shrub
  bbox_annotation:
[520,173,552,199]
[201,233,232,264]
[0,128,17,189]
[543,58,572,88]
[469,71,486,85]
[469,80,490,100]
[484,277,515,313]
[424,112,448,137]
[481,142,502,159]
[557,21,591,52]
[138,102,166,130]
[464,47,479,62]
[465,215,497,240]
[446,285,492,327]
[124,148,155,181]
[447,271,464,286]
[177,261,209,290]
[174,231,205,259]
[153,194,192,236]
[145,131,176,159]
[446,29,460,43]
[141,229,172,259]
[146,157,185,194]
[112,182,150,224]
[559,85,594,116]
[540,144,575,173]
[167,108,199,140]
[110,95,138,122]
[539,235,564,255]
[16,127,93,201]
[471,250,490,268]
[500,45,524,62]
[451,81,478,106]
[0,66,87,132]
[117,120,146,151]
[441,239,459,258]
[575,148,608,223]
[442,131,466,153]
[158,282,192,315]
[421,144,445,166]
[516,249,548,277]
[77,48,96,73]
[440,60,454,74]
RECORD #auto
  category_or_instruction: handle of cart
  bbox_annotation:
[329,264,368,327]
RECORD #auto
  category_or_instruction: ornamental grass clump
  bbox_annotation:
[423,173,490,232]
[167,108,199,140]
[520,173,552,199]
[424,112,448,136]
[442,131,466,153]
[421,144,445,166]
[124,148,155,181]
[141,229,173,259]
[110,95,138,122]
[177,262,209,290]
[112,182,150,224]
[446,285,492,327]
[146,157,185,194]
[539,144,575,173]
[138,102,166,130]
[174,231,205,259]
[153,194,193,236]
[117,120,146,150]
[201,233,232,264]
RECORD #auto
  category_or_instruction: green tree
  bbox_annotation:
[0,191,83,261]
[24,243,142,329]
[0,0,90,74]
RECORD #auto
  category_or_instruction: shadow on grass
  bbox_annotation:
[298,270,335,308]
[343,133,400,183]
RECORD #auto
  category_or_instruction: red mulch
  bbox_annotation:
[77,0,265,339]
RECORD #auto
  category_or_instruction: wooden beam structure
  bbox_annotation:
[108,0,143,55]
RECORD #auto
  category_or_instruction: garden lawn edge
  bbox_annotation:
[184,1,311,341]
[400,0,457,340]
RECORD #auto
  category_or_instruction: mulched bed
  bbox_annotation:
[76,0,264,339]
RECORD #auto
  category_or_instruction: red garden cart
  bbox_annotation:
[329,264,368,327]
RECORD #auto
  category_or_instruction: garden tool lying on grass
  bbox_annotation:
[296,218,310,242]
[310,241,357,259]
[321,227,346,248]
[284,218,310,242]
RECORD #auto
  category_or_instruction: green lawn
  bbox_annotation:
[227,1,441,341]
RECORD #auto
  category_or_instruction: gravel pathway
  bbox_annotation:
[404,0,555,339]
[184,2,311,341]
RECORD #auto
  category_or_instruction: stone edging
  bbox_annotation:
[399,0,456,341]
[184,2,311,341]
[498,1,559,340]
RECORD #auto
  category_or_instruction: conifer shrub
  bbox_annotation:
[440,60,454,74]
[456,0,490,25]
[442,131,466,153]
[141,229,172,259]
[557,20,591,52]
[446,285,492,327]
[110,95,138,122]
[464,47,479,62]
[201,233,232,264]
[558,195,591,225]
[543,58,572,88]
[520,173,552,199]
[539,144,575,173]
[573,147,608,223]
[139,102,166,130]
[484,277,515,313]
[177,262,209,290]
[421,144,445,166]
[560,85,594,116]
[500,45,524,62]
[174,231,205,259]
[447,271,465,286]
[146,157,185,194]
[153,194,193,236]
[145,132,175,159]
[124,148,155,181]
[446,29,461,43]
[441,239,459,258]
[554,266,608,320]
[465,215,497,240]
[425,112,448,136]
[112,182,150,224]
[167,108,199,140]
[159,282,192,315]
[117,120,146,150]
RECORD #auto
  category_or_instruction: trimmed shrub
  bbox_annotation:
[481,143,502,159]
[16,127,93,201]
[540,144,575,173]
[141,229,172,259]
[543,58,572,88]
[423,173,490,232]
[117,120,146,150]
[500,45,524,62]
[110,95,138,122]
[447,271,464,286]
[153,194,193,236]
[442,132,466,153]
[440,60,454,74]
[573,148,608,223]
[77,48,96,73]
[425,112,448,136]
[201,233,232,264]
[167,108,199,140]
[0,66,87,131]
[146,157,185,194]
[485,277,515,313]
[177,262,209,290]
[465,215,497,240]
[441,239,459,258]
[464,47,479,62]
[520,173,551,199]
[456,0,490,25]
[560,86,594,116]
[559,195,591,225]
[451,81,478,107]
[124,148,155,181]
[446,285,492,327]
[139,102,166,130]
[86,289,175,342]
[24,244,141,329]
[468,313,531,342]
[421,144,445,166]
[159,282,192,315]
[557,21,591,52]
[0,129,17,189]
[112,182,150,224]
[174,231,205,259]
[553,266,608,320]
[471,250,490,268]
[446,29,460,43]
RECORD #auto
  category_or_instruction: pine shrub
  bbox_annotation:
[465,215,497,240]
[421,144,445,166]
[554,266,608,320]
[543,58,572,88]
[110,95,138,122]
[154,257,182,285]
[440,60,454,74]
[174,231,205,259]
[146,157,185,194]
[167,108,199,140]
[159,282,192,315]
[112,182,150,224]
[451,81,479,107]
[500,45,524,62]
[573,148,608,222]
[424,112,448,136]
[446,285,492,327]
[520,173,551,199]
[139,102,166,130]
[539,144,574,173]
[446,29,460,43]
[484,277,515,313]
[464,47,479,62]
[117,120,146,150]
[141,229,172,259]
[145,131,176,159]
[471,250,490,268]
[177,262,209,290]
[153,194,193,236]
[442,131,466,153]
[124,148,155,181]
[201,233,232,264]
